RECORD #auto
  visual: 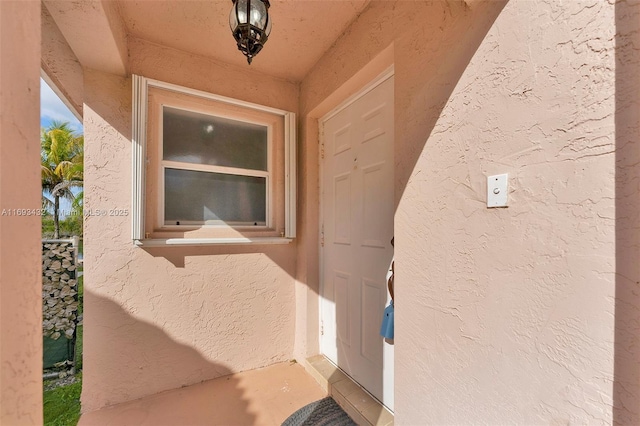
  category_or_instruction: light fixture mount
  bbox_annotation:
[229,0,272,65]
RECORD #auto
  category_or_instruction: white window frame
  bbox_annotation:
[132,75,296,245]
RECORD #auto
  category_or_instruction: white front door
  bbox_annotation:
[320,75,394,410]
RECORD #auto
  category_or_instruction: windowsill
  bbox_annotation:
[134,237,294,247]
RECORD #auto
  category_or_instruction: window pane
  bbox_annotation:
[163,106,268,171]
[164,168,266,224]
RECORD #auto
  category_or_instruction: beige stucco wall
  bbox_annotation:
[41,3,83,118]
[81,40,301,412]
[396,1,617,423]
[300,0,637,423]
[43,0,128,77]
[0,1,43,424]
[613,1,640,424]
[36,0,637,421]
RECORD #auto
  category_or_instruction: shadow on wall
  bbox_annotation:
[614,1,640,424]
[80,289,255,424]
[392,0,509,207]
[144,242,296,270]
[301,1,509,409]
[83,69,301,412]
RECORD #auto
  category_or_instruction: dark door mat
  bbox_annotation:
[281,397,357,426]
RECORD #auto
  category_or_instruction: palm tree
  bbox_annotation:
[41,121,83,238]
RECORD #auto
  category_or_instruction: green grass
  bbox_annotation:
[75,324,83,372]
[43,375,82,426]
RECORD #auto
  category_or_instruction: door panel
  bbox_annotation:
[335,271,351,346]
[320,76,394,410]
[361,277,384,365]
[334,124,353,155]
[334,173,352,244]
[362,162,387,248]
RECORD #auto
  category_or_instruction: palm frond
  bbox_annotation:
[42,195,54,210]
[41,122,84,234]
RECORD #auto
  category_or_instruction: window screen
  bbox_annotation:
[163,106,268,171]
[162,106,269,226]
[164,168,266,225]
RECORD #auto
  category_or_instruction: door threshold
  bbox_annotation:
[303,355,394,426]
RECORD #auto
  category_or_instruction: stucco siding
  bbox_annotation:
[81,42,299,411]
[397,1,616,423]
[299,0,634,423]
[0,1,43,423]
[41,3,83,118]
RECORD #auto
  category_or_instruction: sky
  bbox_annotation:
[40,78,83,134]
[41,78,83,217]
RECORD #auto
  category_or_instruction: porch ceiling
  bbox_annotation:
[116,0,370,81]
[120,0,370,82]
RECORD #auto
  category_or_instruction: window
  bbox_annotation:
[132,75,296,245]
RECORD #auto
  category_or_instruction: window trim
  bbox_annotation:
[132,74,296,244]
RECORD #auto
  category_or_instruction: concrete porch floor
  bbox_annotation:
[79,362,327,426]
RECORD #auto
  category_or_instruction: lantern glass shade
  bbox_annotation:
[237,0,248,24]
[265,14,272,36]
[229,6,238,29]
[249,0,267,27]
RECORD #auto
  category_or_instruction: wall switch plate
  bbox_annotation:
[487,173,508,208]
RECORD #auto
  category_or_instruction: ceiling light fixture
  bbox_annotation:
[229,0,272,65]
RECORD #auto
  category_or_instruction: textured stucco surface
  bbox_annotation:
[397,1,617,423]
[118,0,369,82]
[614,0,640,423]
[36,0,639,421]
[41,3,83,118]
[0,1,43,423]
[128,38,299,113]
[82,41,300,412]
[299,0,632,423]
[44,0,128,76]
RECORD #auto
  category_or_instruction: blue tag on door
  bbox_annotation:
[380,301,394,340]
